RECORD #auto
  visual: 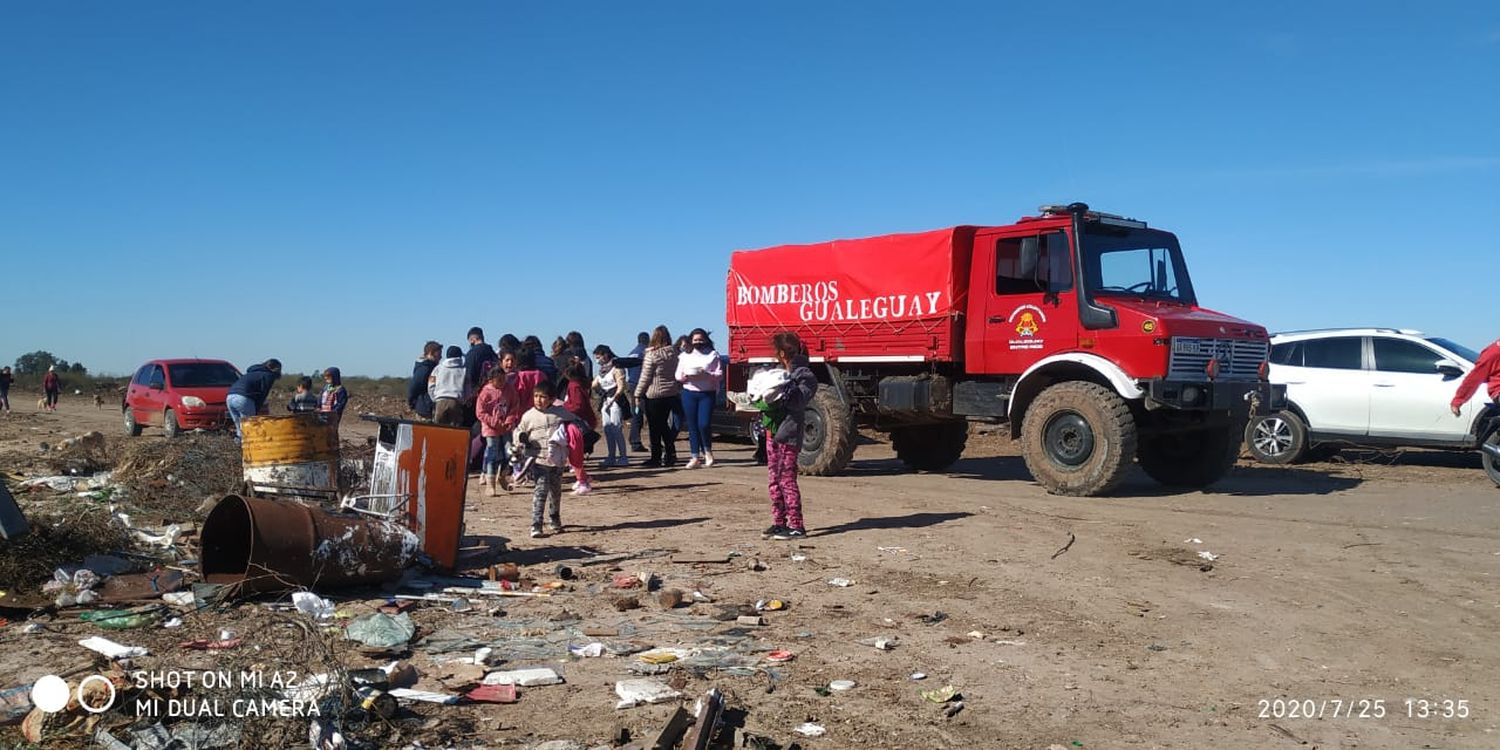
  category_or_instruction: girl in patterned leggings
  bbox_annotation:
[762,332,819,540]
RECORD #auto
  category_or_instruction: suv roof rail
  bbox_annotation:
[1273,326,1426,337]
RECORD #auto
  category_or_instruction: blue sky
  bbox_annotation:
[2,2,1496,377]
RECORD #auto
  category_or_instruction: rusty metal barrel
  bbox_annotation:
[241,413,339,499]
[200,494,419,595]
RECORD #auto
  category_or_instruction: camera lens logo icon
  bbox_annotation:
[31,674,116,714]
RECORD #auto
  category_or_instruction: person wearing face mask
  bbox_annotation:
[593,345,631,466]
[675,328,725,468]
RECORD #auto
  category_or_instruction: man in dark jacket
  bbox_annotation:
[408,341,441,419]
[464,327,499,394]
[226,358,282,441]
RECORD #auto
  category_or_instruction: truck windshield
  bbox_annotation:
[1080,226,1196,306]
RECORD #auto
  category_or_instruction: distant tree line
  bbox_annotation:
[12,350,87,376]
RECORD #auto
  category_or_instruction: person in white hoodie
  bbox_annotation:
[675,328,725,468]
[428,345,469,427]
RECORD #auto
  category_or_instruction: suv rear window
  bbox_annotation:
[168,363,240,388]
[1301,337,1362,370]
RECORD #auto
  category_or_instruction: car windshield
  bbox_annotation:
[168,363,240,388]
[1426,337,1480,363]
[1080,226,1196,305]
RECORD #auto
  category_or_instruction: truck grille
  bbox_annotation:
[1168,337,1267,381]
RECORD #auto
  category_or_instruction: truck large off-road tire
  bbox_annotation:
[1020,382,1137,496]
[798,388,856,476]
[1137,424,1241,488]
[891,421,968,471]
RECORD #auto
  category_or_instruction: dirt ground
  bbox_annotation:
[2,396,1498,749]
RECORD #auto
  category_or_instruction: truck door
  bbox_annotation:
[966,229,1080,374]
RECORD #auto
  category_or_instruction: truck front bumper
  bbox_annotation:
[1145,379,1286,414]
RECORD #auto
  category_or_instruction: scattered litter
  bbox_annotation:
[828,679,856,691]
[1184,538,1203,544]
[612,573,642,589]
[910,672,927,681]
[162,592,195,607]
[1197,551,1219,562]
[483,668,563,687]
[876,546,907,553]
[292,592,335,621]
[614,678,682,709]
[162,618,183,629]
[43,568,101,607]
[473,647,494,666]
[918,611,948,625]
[1146,643,1169,652]
[766,650,795,663]
[657,589,685,608]
[737,615,766,627]
[755,599,786,612]
[920,685,960,703]
[943,700,965,718]
[80,609,158,629]
[794,723,826,738]
[827,578,853,587]
[857,636,898,650]
[465,683,518,704]
[344,613,416,649]
[569,642,605,658]
[638,648,690,664]
[967,631,986,640]
[80,635,148,659]
[790,555,807,562]
[691,590,714,603]
[389,688,461,705]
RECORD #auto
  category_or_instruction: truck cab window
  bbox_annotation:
[995,232,1073,295]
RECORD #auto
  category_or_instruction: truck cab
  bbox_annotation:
[727,203,1283,496]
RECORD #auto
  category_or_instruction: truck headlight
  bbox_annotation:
[1181,386,1202,405]
[181,396,207,408]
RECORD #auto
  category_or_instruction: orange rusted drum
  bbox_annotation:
[240,413,338,499]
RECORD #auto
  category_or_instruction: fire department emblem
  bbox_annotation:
[1008,304,1047,339]
[1015,312,1040,337]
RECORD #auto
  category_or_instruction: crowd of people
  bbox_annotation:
[397,325,814,540]
[223,360,349,440]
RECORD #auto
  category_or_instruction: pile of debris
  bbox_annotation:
[112,433,243,521]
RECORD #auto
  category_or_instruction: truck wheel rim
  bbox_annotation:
[803,410,825,452]
[1043,412,1094,467]
[1252,417,1292,456]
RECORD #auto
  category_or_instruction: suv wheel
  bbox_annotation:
[124,407,143,437]
[1483,432,1500,488]
[163,408,180,438]
[1244,410,1307,464]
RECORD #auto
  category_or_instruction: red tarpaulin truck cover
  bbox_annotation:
[727,227,975,362]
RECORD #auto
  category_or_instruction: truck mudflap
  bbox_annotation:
[1144,380,1286,414]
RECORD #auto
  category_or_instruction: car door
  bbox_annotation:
[1281,336,1370,435]
[1368,337,1471,443]
[126,365,152,424]
[969,229,1079,374]
[145,364,167,426]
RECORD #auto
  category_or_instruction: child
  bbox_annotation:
[319,367,349,435]
[561,361,597,495]
[513,381,579,538]
[759,332,818,539]
[288,376,320,413]
[475,365,517,495]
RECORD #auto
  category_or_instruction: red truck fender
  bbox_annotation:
[1008,353,1145,433]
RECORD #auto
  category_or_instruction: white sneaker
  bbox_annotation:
[572,483,592,496]
[703,453,715,468]
[685,457,701,469]
[530,527,543,539]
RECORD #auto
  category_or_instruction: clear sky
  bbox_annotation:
[2,2,1496,377]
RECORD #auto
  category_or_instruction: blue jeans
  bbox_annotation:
[226,394,256,441]
[483,435,511,475]
[682,389,715,457]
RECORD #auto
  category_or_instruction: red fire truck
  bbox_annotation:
[725,203,1284,496]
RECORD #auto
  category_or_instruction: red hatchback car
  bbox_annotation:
[123,359,242,437]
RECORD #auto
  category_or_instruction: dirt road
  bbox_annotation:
[2,398,1497,749]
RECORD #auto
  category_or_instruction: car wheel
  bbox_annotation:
[1244,410,1307,464]
[1483,431,1500,489]
[163,408,180,438]
[124,407,143,437]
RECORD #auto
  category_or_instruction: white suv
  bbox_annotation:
[1245,329,1496,472]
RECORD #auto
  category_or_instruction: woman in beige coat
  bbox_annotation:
[633,325,683,467]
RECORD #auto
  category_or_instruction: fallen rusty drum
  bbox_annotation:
[240,413,339,499]
[200,494,419,595]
